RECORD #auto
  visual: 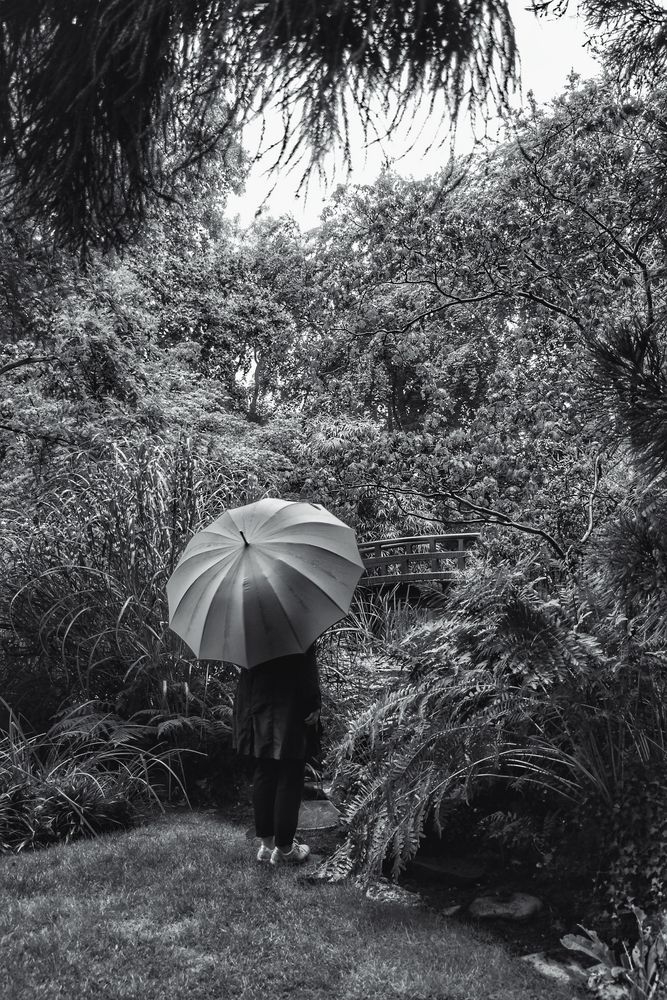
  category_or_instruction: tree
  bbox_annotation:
[270,75,667,555]
[533,0,667,90]
[0,1,519,252]
[0,125,241,477]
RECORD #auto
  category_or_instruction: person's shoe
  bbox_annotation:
[256,844,273,862]
[270,840,311,865]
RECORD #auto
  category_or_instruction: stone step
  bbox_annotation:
[297,798,341,831]
[245,799,342,856]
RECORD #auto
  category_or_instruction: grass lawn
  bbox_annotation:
[0,810,574,1000]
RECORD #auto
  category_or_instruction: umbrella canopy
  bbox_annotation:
[167,498,365,668]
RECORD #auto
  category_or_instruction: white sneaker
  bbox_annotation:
[270,840,311,865]
[256,844,273,862]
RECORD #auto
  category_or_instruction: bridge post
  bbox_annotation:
[457,536,466,572]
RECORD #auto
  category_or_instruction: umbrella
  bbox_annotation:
[166,498,365,668]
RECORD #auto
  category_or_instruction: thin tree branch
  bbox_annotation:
[381,289,501,337]
[512,289,585,333]
[519,139,656,330]
[346,482,568,562]
[0,356,55,378]
[446,490,568,561]
[579,453,603,545]
[0,422,72,445]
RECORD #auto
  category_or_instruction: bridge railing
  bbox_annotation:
[357,533,480,587]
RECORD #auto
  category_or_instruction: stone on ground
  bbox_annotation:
[520,951,587,987]
[297,798,340,830]
[361,877,424,908]
[244,799,340,837]
[467,892,543,921]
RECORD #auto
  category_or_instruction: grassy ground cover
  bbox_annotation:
[0,810,574,1000]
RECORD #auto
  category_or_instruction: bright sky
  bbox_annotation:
[226,3,600,229]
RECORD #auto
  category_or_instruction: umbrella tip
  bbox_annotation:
[240,530,250,547]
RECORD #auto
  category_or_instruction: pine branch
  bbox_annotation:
[0,0,519,253]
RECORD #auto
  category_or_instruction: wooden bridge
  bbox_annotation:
[357,533,479,587]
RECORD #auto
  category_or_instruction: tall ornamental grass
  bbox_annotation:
[0,434,281,730]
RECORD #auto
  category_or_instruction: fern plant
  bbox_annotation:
[318,548,667,895]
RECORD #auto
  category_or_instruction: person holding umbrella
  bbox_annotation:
[166,498,364,865]
[232,643,322,864]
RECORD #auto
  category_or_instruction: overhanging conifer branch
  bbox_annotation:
[0,1,518,253]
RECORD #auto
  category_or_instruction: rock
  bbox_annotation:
[520,952,587,987]
[301,827,342,855]
[590,983,629,1000]
[361,877,424,908]
[297,798,341,830]
[586,967,631,1000]
[406,856,485,885]
[467,892,543,921]
[297,799,342,855]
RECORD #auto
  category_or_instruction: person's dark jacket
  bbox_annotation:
[232,645,321,760]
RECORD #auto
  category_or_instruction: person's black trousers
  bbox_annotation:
[252,757,305,848]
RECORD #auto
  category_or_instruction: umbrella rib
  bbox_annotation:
[270,556,355,614]
[168,550,242,616]
[239,502,344,541]
[256,569,304,647]
[263,540,363,566]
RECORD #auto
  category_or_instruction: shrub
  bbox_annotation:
[599,769,667,925]
[0,773,40,851]
[317,549,667,905]
[0,701,186,851]
[317,585,426,756]
[562,906,667,1000]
